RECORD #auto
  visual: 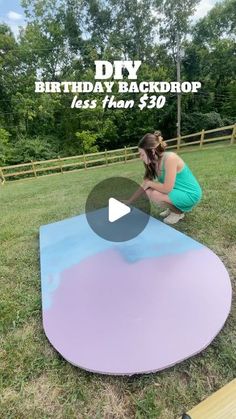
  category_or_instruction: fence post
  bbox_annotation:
[230,124,236,145]
[124,146,127,163]
[83,153,87,169]
[177,135,181,152]
[58,156,63,173]
[0,167,5,185]
[31,160,37,178]
[105,149,108,166]
[200,129,205,149]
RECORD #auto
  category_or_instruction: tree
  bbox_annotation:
[193,0,236,46]
[153,0,201,136]
[108,0,156,60]
[154,0,200,59]
[183,0,236,119]
[75,130,98,154]
[0,128,12,165]
[21,0,70,78]
[0,24,20,135]
[0,0,234,165]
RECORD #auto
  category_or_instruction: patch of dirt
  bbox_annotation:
[78,381,134,419]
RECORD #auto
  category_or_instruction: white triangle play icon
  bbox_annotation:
[108,198,131,223]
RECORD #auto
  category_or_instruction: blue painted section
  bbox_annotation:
[40,208,203,310]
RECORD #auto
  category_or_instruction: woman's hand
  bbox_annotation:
[121,199,132,205]
[141,180,152,190]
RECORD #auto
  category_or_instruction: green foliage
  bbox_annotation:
[98,119,118,148]
[10,137,56,163]
[108,0,156,60]
[0,0,234,164]
[75,130,99,154]
[182,111,225,134]
[0,128,12,165]
[193,0,236,44]
[155,0,200,55]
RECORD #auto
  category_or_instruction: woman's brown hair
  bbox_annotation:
[138,131,167,180]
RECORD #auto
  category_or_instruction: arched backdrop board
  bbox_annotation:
[39,208,232,375]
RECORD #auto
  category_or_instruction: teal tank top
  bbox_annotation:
[156,152,202,212]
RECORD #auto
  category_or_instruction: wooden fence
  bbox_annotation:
[0,124,235,184]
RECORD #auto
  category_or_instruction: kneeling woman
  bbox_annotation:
[127,131,202,224]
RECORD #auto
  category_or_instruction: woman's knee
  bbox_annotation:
[146,188,156,200]
[146,188,165,203]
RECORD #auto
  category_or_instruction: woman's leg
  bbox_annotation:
[145,188,183,214]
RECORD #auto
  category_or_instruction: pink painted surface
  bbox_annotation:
[43,247,232,375]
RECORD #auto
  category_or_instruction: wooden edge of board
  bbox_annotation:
[179,379,236,419]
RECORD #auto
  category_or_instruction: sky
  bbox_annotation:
[0,0,221,39]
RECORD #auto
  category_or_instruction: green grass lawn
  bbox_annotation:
[0,146,236,418]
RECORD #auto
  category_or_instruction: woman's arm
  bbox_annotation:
[124,186,146,204]
[143,155,178,194]
[125,155,178,203]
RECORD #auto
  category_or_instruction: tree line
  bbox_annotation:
[0,0,235,165]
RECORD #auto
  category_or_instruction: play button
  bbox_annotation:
[85,177,151,242]
[108,198,130,222]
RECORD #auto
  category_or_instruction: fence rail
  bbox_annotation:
[0,124,235,184]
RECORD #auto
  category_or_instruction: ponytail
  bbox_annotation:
[138,130,167,180]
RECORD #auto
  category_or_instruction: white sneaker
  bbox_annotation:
[160,208,171,217]
[164,212,185,225]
